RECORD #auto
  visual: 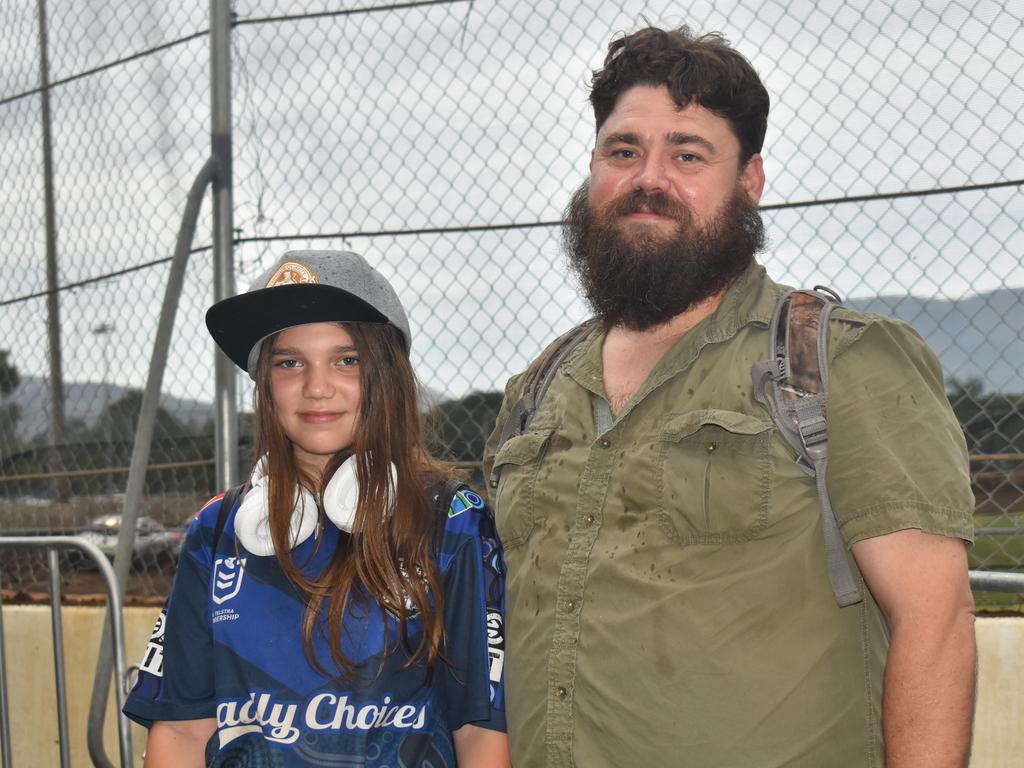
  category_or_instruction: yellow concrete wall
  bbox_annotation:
[0,607,1020,766]
[1,605,158,767]
[972,617,1024,768]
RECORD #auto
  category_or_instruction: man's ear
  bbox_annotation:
[589,147,596,173]
[741,154,765,204]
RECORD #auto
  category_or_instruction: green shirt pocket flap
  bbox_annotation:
[492,428,554,469]
[660,409,772,442]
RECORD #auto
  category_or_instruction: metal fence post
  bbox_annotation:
[47,550,72,767]
[211,0,238,493]
[0,574,12,768]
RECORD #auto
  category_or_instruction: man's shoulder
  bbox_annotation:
[827,306,935,365]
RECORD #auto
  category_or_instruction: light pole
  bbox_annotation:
[92,322,115,491]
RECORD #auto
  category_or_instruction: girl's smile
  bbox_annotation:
[298,410,343,423]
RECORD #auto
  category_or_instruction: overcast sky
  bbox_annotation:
[1,0,1021,411]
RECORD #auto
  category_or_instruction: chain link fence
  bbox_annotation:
[1,0,1021,600]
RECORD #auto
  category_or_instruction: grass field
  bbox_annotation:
[3,499,1023,610]
[970,510,1024,614]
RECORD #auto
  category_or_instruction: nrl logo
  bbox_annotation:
[212,556,247,605]
[265,260,318,288]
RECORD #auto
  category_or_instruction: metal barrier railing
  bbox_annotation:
[969,570,1024,594]
[0,551,1015,768]
[0,537,133,768]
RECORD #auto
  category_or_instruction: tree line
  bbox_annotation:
[0,347,1020,501]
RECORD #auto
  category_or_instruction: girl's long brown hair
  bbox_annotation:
[253,321,448,680]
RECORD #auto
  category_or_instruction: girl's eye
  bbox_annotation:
[275,358,301,369]
[338,356,359,367]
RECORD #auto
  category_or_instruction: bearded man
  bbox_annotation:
[484,26,975,768]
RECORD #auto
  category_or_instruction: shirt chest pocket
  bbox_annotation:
[656,410,774,544]
[490,428,554,550]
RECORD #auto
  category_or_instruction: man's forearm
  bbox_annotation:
[882,611,976,767]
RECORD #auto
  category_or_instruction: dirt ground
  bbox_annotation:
[1,549,175,605]
[1,494,199,604]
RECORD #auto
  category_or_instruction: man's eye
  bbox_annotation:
[677,152,699,163]
[611,148,637,159]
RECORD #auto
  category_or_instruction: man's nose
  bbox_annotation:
[634,153,669,192]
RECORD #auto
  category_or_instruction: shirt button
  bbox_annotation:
[584,514,595,526]
[566,600,576,612]
[599,438,611,448]
[557,686,568,698]
[705,442,717,454]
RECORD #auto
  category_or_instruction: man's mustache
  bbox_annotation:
[604,189,691,221]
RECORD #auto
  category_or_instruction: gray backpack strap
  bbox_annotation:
[212,482,246,554]
[431,478,466,555]
[489,318,598,490]
[752,288,863,607]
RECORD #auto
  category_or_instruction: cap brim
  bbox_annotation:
[205,283,391,372]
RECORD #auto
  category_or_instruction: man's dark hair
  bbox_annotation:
[590,26,770,164]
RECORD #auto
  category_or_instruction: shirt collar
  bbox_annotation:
[565,260,786,401]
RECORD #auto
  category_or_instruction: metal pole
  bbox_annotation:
[92,322,115,480]
[47,550,71,768]
[210,0,238,491]
[37,0,68,500]
[0,571,12,768]
[87,156,218,768]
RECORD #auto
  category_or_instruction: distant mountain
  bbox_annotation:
[845,288,1023,395]
[2,288,1020,448]
[2,378,212,442]
[1,376,448,448]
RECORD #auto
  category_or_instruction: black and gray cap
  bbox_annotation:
[205,250,411,380]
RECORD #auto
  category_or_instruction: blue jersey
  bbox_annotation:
[124,484,506,767]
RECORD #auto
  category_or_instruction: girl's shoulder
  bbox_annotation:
[185,484,247,549]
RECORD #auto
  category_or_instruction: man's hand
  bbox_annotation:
[852,528,976,767]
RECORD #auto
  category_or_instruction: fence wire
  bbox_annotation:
[1,0,1021,598]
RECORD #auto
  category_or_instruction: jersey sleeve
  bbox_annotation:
[436,485,508,733]
[122,496,223,727]
[826,312,975,546]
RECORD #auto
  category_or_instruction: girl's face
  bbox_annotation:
[269,322,362,475]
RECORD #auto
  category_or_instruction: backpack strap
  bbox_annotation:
[488,318,598,489]
[211,483,246,554]
[431,477,471,554]
[752,287,863,607]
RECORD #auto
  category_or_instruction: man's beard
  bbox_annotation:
[562,181,766,330]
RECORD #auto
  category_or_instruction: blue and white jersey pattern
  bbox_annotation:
[125,484,506,768]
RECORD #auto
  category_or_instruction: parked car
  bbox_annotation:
[75,514,185,568]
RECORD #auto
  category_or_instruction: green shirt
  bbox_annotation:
[483,263,973,768]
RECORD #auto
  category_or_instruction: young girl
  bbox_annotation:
[124,251,509,768]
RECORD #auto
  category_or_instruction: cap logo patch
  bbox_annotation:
[265,261,319,288]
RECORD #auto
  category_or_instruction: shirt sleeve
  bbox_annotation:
[482,371,527,496]
[122,498,222,727]
[437,485,508,733]
[825,311,975,546]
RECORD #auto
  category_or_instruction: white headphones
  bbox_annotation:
[233,455,394,556]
